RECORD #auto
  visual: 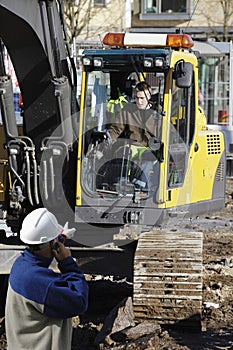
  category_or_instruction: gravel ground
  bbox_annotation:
[1,180,233,349]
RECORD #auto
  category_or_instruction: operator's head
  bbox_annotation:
[135,81,152,110]
[20,208,63,251]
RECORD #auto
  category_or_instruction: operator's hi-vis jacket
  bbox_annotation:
[5,249,89,350]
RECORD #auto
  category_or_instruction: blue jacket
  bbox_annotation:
[6,249,89,350]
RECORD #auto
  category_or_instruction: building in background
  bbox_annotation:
[131,0,233,41]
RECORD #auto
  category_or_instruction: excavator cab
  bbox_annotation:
[75,32,226,226]
[81,70,163,199]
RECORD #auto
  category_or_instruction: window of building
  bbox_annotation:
[94,0,106,6]
[141,0,191,20]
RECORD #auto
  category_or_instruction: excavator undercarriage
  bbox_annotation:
[133,230,203,327]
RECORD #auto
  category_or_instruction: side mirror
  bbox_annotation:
[174,61,193,88]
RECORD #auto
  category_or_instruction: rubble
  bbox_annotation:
[95,297,135,345]
[95,297,161,348]
[111,321,161,342]
[203,302,219,309]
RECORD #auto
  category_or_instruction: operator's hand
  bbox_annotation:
[105,130,113,147]
[52,241,71,262]
[93,138,113,160]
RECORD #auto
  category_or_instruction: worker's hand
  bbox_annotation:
[51,240,71,262]
[63,222,76,239]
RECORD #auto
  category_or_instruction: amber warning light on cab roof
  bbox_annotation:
[103,32,194,49]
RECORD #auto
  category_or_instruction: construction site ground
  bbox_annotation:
[0,179,233,349]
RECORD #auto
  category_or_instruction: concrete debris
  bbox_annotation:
[224,257,233,267]
[95,297,135,345]
[204,302,220,309]
[72,316,80,328]
[111,321,161,342]
[95,297,161,348]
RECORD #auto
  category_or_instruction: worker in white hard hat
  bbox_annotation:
[5,208,89,350]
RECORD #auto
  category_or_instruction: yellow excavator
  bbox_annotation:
[0,0,226,327]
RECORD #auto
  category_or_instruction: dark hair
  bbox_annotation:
[135,81,151,92]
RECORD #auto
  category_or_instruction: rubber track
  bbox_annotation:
[133,230,203,325]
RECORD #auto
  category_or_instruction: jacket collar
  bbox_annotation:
[22,248,53,267]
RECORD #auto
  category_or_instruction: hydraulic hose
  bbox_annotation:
[42,159,48,201]
[25,149,33,206]
[8,154,25,188]
[33,156,40,205]
[49,155,55,193]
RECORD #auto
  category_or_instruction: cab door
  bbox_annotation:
[166,60,196,206]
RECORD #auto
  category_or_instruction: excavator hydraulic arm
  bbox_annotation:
[0,0,78,229]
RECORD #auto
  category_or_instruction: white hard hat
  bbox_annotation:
[20,208,63,244]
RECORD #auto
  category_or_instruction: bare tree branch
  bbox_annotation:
[63,0,94,43]
[197,0,233,41]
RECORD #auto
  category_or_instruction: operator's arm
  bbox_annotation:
[44,243,89,319]
[108,108,125,142]
[144,110,163,140]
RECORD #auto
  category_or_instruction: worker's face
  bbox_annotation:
[135,89,151,110]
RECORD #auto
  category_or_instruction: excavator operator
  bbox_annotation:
[107,81,162,194]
